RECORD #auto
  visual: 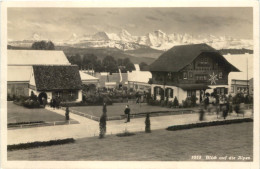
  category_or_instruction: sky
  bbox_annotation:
[8,7,253,41]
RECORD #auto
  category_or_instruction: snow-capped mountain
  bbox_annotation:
[8,29,253,51]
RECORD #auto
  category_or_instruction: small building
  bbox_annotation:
[7,50,83,103]
[149,43,240,103]
[224,53,253,96]
[128,64,152,92]
[29,65,82,103]
[230,79,249,96]
[95,72,128,89]
[80,70,99,86]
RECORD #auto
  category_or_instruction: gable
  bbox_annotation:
[149,43,239,73]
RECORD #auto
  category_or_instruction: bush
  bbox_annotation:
[145,113,151,133]
[8,138,75,151]
[160,100,167,107]
[173,97,179,107]
[167,101,173,108]
[99,113,107,139]
[23,99,41,108]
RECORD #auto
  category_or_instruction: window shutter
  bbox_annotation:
[170,89,173,98]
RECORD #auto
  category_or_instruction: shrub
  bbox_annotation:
[160,100,167,107]
[23,99,41,108]
[8,138,75,151]
[190,95,197,107]
[173,97,179,107]
[145,113,151,133]
[167,101,173,108]
[99,113,107,139]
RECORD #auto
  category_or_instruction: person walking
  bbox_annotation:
[124,105,131,123]
[103,102,107,117]
[53,98,57,110]
[42,97,47,108]
[204,94,209,112]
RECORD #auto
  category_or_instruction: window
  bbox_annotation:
[183,72,187,79]
[70,91,74,97]
[55,91,61,97]
[231,86,234,93]
[189,72,193,78]
[219,72,223,79]
[195,75,207,81]
[167,88,174,98]
[187,90,196,97]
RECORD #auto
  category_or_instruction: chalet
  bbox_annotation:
[149,43,240,104]
[7,50,83,103]
[29,65,82,103]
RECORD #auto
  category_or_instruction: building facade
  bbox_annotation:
[149,44,239,104]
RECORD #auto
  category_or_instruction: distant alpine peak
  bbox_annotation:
[9,29,253,51]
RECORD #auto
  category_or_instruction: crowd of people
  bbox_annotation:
[50,97,61,109]
[199,93,245,121]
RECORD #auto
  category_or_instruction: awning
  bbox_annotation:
[177,84,211,90]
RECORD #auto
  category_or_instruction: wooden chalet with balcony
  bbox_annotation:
[149,43,240,103]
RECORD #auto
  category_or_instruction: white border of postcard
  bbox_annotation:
[1,1,259,169]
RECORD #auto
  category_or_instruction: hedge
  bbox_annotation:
[166,118,253,131]
[8,121,44,127]
[8,138,75,151]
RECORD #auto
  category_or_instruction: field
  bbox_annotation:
[8,122,253,161]
[8,102,66,123]
[70,103,196,118]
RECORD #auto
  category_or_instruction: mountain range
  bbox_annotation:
[8,29,253,51]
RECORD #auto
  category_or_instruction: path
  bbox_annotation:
[8,107,253,145]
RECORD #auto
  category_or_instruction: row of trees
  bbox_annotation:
[68,54,148,73]
[32,41,55,50]
[31,40,148,73]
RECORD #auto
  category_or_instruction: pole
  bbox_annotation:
[247,57,249,95]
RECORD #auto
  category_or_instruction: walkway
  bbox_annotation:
[7,107,253,145]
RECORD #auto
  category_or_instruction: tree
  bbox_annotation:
[31,40,55,50]
[82,54,98,70]
[173,97,179,107]
[68,54,82,68]
[139,62,148,70]
[102,55,118,73]
[125,62,135,72]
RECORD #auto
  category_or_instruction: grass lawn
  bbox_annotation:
[8,122,253,161]
[8,102,67,123]
[71,103,196,118]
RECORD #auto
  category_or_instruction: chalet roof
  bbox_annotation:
[149,43,240,72]
[8,50,71,65]
[33,65,82,91]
